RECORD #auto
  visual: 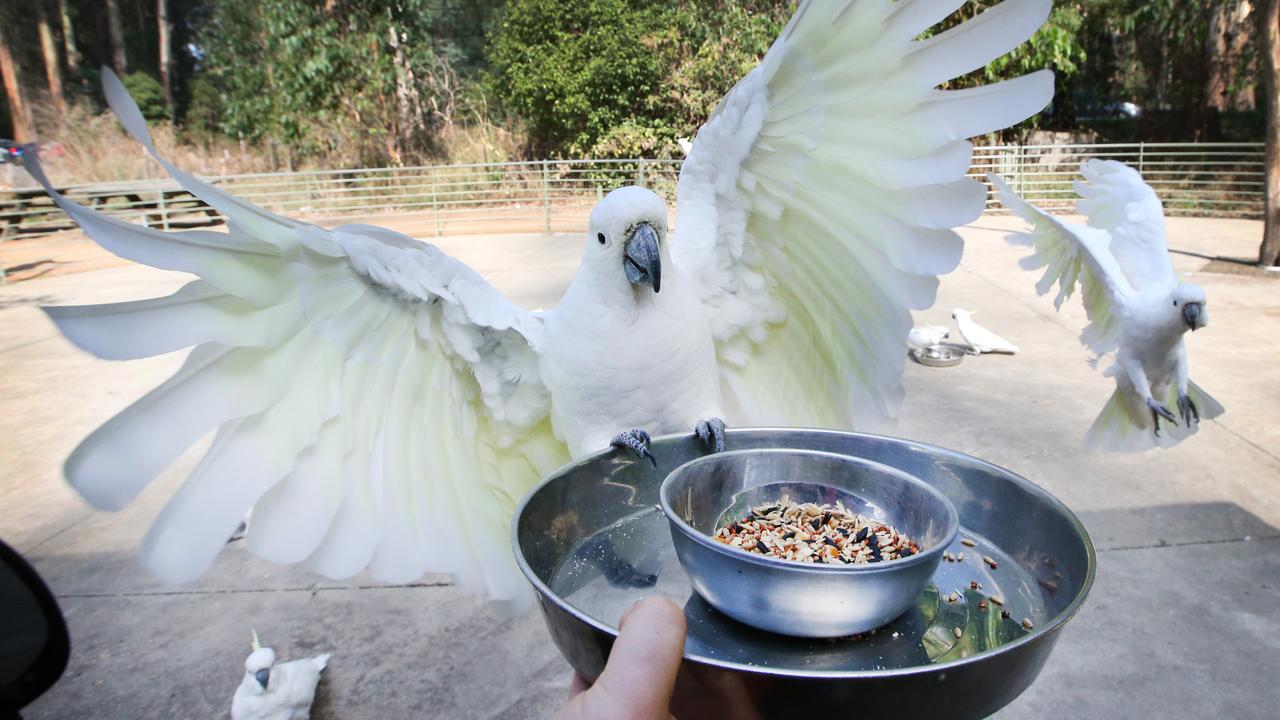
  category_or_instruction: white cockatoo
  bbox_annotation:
[989,160,1225,451]
[31,0,1053,600]
[907,325,950,349]
[231,631,330,720]
[951,308,1019,353]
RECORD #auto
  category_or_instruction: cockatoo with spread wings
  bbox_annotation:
[989,160,1225,452]
[32,0,1053,600]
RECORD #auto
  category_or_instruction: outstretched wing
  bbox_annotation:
[989,173,1134,359]
[30,71,567,601]
[1074,159,1175,292]
[671,0,1054,430]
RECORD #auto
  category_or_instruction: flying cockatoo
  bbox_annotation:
[989,161,1225,452]
[31,0,1053,600]
[951,308,1019,353]
[232,631,330,720]
[907,324,950,349]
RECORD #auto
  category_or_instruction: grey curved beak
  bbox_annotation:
[254,668,270,689]
[1183,302,1203,331]
[623,222,661,293]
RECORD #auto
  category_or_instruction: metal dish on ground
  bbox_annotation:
[659,448,957,636]
[512,429,1095,719]
[910,343,966,367]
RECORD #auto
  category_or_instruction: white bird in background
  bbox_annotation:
[952,308,1019,354]
[30,0,1053,601]
[989,160,1225,452]
[231,631,330,720]
[907,324,950,349]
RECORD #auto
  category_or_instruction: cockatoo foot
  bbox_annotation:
[1177,394,1200,427]
[611,428,656,467]
[695,417,727,453]
[1147,398,1177,437]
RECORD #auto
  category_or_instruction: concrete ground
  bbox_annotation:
[1,213,1277,718]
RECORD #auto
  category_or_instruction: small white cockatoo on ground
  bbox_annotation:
[989,160,1225,451]
[907,325,950,349]
[951,308,1019,354]
[231,631,330,720]
[32,0,1054,602]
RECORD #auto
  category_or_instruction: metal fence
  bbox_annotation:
[0,142,1265,240]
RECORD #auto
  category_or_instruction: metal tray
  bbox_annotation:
[513,429,1094,718]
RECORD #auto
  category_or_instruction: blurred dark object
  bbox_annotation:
[1076,98,1142,121]
[0,540,69,718]
[0,142,23,166]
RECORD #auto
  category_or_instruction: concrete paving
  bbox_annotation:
[1,214,1277,718]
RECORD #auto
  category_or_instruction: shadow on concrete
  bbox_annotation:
[1076,501,1279,553]
[0,294,56,309]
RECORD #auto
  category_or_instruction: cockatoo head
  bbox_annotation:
[1172,283,1208,331]
[586,186,669,294]
[243,630,275,693]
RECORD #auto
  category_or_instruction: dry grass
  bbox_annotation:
[10,101,277,189]
[9,99,530,190]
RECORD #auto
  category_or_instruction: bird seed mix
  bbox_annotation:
[713,497,918,565]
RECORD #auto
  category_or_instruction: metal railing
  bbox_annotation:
[973,142,1265,216]
[0,143,1265,240]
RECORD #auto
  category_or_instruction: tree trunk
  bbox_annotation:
[0,22,34,143]
[387,14,424,164]
[1261,0,1280,266]
[1204,4,1228,114]
[36,0,67,115]
[157,0,173,117]
[106,0,128,76]
[58,0,79,74]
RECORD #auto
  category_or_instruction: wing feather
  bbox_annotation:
[989,173,1133,358]
[31,71,567,600]
[675,0,1051,430]
[1074,159,1175,291]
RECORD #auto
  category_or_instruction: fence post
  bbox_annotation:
[542,160,552,233]
[1015,144,1024,196]
[158,182,169,231]
[430,165,441,237]
[637,158,646,188]
[1138,142,1145,175]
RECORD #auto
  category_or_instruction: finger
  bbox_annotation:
[592,597,686,718]
[566,673,589,700]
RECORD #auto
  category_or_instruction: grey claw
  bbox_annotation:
[612,428,656,467]
[1147,398,1177,437]
[1178,394,1199,426]
[695,417,727,453]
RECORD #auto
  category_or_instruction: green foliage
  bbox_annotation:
[121,72,169,122]
[926,2,1087,130]
[486,0,671,155]
[183,76,224,140]
[195,0,501,165]
[486,0,790,156]
[65,0,1254,166]
[983,4,1086,83]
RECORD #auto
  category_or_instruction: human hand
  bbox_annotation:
[554,596,687,720]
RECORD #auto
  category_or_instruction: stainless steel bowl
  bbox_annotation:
[512,429,1095,719]
[660,448,958,636]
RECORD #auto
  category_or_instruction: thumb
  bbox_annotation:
[592,596,687,718]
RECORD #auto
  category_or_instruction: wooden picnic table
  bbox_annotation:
[0,179,223,240]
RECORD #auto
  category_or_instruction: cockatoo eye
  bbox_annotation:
[1172,300,1178,306]
[597,233,607,245]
